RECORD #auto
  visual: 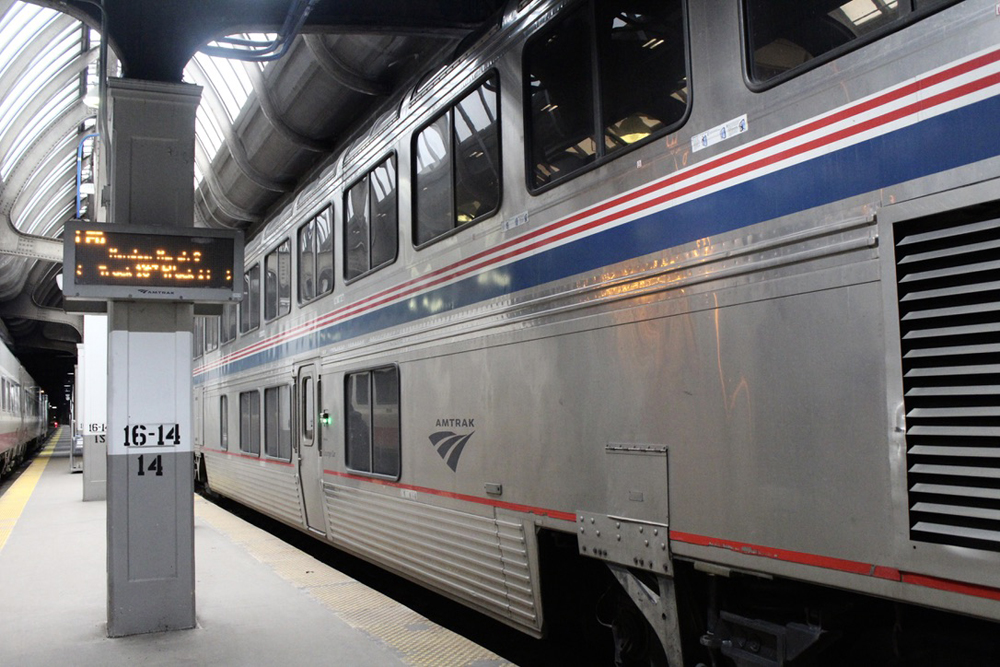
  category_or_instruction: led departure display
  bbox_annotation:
[63,221,243,302]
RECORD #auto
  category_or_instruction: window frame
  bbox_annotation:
[220,302,238,345]
[264,238,292,323]
[205,316,219,353]
[344,364,401,480]
[343,152,399,285]
[239,261,261,335]
[297,206,335,305]
[412,71,502,250]
[238,389,261,456]
[193,317,205,359]
[741,0,960,91]
[521,0,691,195]
[263,384,293,462]
[220,394,229,451]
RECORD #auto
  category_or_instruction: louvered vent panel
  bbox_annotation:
[895,207,1000,551]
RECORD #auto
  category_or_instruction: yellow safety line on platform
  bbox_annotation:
[0,428,60,554]
[194,496,511,667]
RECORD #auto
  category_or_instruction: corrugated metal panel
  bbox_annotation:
[894,209,1000,552]
[324,482,541,634]
[205,452,304,526]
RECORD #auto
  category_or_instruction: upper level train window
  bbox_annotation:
[205,317,219,353]
[345,366,400,478]
[345,156,397,281]
[239,263,260,334]
[524,0,688,191]
[220,303,237,344]
[264,239,291,322]
[745,0,958,85]
[193,317,205,358]
[298,208,333,303]
[413,74,500,247]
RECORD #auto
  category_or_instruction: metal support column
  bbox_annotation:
[105,78,201,637]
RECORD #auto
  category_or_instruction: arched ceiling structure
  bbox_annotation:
[0,0,505,405]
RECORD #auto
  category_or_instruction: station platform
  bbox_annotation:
[0,430,509,666]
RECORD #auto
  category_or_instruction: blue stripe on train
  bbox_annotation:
[197,93,1000,384]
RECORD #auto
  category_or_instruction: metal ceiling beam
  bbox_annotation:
[186,58,293,193]
[56,0,505,82]
[0,14,77,99]
[0,99,90,222]
[193,140,265,225]
[243,60,330,152]
[0,292,82,334]
[0,213,63,264]
[302,35,390,96]
[0,48,97,172]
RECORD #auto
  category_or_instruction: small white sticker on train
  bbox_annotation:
[691,114,748,153]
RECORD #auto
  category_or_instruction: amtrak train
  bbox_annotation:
[193,0,1000,663]
[0,338,48,479]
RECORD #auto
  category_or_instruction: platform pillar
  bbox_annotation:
[105,78,201,637]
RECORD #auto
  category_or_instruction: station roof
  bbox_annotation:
[0,0,505,404]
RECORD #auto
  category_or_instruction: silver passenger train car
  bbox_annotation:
[0,338,48,479]
[193,0,1000,662]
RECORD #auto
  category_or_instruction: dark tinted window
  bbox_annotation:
[525,0,687,190]
[414,76,500,246]
[745,0,957,84]
[346,372,371,472]
[239,263,260,334]
[264,239,291,321]
[345,156,397,281]
[302,376,314,441]
[526,5,595,187]
[372,368,400,478]
[220,395,228,450]
[193,317,204,358]
[220,303,237,344]
[239,390,260,455]
[264,385,291,461]
[205,316,219,352]
[371,160,397,268]
[298,208,334,303]
[414,115,453,245]
[345,366,399,477]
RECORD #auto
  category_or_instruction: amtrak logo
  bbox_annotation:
[429,420,475,472]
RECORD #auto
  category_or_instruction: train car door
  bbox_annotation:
[297,363,325,533]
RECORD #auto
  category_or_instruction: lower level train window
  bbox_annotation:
[345,366,399,478]
[745,0,958,85]
[524,0,688,190]
[264,385,292,461]
[239,390,260,455]
[220,395,229,450]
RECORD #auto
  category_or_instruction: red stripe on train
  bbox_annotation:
[323,469,578,522]
[670,530,1000,602]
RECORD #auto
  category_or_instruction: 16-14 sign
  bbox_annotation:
[122,423,181,448]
